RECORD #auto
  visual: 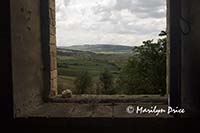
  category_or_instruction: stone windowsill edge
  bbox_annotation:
[47,94,168,104]
[14,95,169,118]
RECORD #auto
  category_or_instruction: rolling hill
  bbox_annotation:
[59,44,134,54]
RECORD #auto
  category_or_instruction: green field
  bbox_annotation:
[57,47,132,94]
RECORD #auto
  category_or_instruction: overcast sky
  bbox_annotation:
[55,0,166,46]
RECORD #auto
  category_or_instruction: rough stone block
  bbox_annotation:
[50,77,57,96]
[50,70,57,79]
[49,0,55,10]
[50,17,55,26]
[50,78,57,89]
[50,25,56,35]
[50,34,56,44]
[50,44,57,53]
[50,52,57,70]
[50,89,57,97]
[49,8,55,26]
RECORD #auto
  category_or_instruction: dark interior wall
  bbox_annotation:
[181,0,200,115]
[0,0,13,120]
[10,0,44,117]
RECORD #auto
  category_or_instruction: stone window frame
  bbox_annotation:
[41,0,58,99]
[41,0,182,110]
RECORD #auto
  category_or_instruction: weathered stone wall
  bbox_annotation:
[49,0,58,97]
[181,0,200,115]
[10,0,44,117]
[10,0,58,117]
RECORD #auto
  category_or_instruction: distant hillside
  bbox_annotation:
[57,48,96,58]
[59,44,134,54]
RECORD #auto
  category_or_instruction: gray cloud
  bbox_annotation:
[63,0,70,6]
[55,0,166,46]
[93,0,166,19]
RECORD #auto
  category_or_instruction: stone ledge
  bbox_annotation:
[29,102,171,118]
[22,95,170,118]
[48,95,168,104]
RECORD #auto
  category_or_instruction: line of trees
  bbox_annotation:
[74,68,114,94]
[117,37,166,95]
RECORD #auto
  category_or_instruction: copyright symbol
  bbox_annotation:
[126,105,134,114]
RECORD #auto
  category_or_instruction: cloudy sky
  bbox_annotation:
[56,0,166,46]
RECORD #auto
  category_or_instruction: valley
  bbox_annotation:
[57,44,134,94]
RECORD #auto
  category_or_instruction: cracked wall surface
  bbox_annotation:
[11,0,44,117]
[11,0,57,117]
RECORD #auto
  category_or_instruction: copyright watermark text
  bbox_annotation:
[126,105,185,116]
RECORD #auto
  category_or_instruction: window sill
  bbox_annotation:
[22,95,171,118]
[49,94,168,104]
